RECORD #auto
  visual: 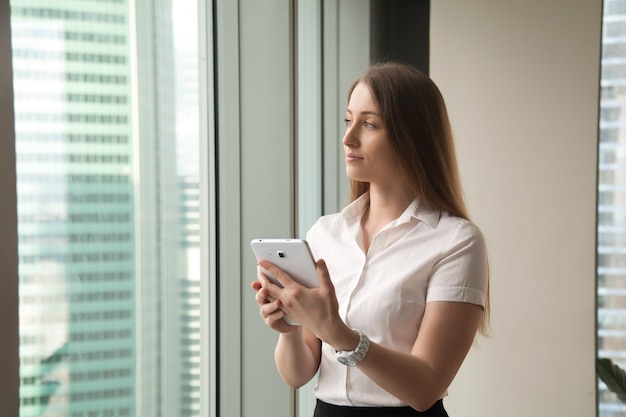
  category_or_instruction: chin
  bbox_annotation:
[345,170,368,183]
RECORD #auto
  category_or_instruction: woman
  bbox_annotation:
[251,62,489,416]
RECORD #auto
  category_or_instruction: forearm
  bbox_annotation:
[355,343,453,411]
[326,302,481,411]
[274,328,320,388]
[325,328,446,410]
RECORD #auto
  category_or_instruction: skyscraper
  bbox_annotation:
[11,0,199,416]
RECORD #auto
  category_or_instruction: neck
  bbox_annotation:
[362,184,413,236]
[368,182,412,212]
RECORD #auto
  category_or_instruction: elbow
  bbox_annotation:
[283,378,309,390]
[277,370,313,390]
[407,393,445,413]
[410,401,439,413]
[287,381,306,390]
[412,403,435,413]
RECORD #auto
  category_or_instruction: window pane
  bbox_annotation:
[296,0,322,415]
[11,1,207,416]
[599,1,626,415]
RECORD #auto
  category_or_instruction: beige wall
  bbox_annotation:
[431,1,602,416]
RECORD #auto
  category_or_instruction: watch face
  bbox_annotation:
[337,355,357,367]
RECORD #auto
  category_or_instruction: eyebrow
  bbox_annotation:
[345,109,382,117]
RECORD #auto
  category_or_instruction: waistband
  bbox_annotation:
[313,399,448,417]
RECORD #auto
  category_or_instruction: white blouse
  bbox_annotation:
[305,193,489,407]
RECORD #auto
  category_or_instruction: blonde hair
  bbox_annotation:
[347,62,490,335]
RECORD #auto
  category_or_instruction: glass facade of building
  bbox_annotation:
[11,0,201,416]
[599,0,626,415]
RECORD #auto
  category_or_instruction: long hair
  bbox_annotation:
[347,62,490,335]
[348,62,467,219]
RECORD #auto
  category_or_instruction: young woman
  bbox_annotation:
[251,62,489,417]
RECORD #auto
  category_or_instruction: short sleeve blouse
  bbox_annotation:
[305,193,489,407]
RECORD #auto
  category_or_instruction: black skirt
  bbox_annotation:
[313,399,449,417]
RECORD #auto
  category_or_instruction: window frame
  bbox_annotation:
[0,0,20,415]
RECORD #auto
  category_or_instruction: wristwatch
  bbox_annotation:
[335,329,370,366]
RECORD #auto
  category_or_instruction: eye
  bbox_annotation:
[344,118,353,127]
[363,121,375,128]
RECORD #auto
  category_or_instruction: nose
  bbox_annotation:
[342,124,358,148]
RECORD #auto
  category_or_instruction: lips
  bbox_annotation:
[345,154,363,162]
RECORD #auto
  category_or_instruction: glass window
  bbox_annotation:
[599,1,626,416]
[10,1,210,416]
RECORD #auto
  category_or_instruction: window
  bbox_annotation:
[598,1,626,415]
[10,0,211,416]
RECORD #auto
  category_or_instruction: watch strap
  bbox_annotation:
[335,329,370,366]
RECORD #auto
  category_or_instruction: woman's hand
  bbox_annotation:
[254,259,357,351]
[251,269,299,334]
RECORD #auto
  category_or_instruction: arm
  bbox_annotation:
[274,327,321,388]
[252,271,322,388]
[344,301,482,411]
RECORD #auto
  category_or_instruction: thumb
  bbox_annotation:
[315,258,333,290]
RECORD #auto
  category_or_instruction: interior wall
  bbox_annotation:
[430,1,602,416]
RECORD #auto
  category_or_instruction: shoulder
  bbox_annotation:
[306,212,344,239]
[314,212,344,228]
[305,212,353,261]
[437,213,486,251]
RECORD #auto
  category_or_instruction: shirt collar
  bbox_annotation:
[341,192,441,229]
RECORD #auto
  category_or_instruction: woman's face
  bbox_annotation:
[343,82,403,187]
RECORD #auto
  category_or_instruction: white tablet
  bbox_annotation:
[250,238,319,288]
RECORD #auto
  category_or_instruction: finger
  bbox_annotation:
[251,280,262,291]
[259,300,275,318]
[259,299,283,320]
[258,260,295,288]
[315,258,337,299]
[257,273,270,288]
[255,287,268,305]
[256,266,275,288]
[254,285,276,304]
[266,311,288,329]
[256,264,266,279]
[315,258,331,287]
